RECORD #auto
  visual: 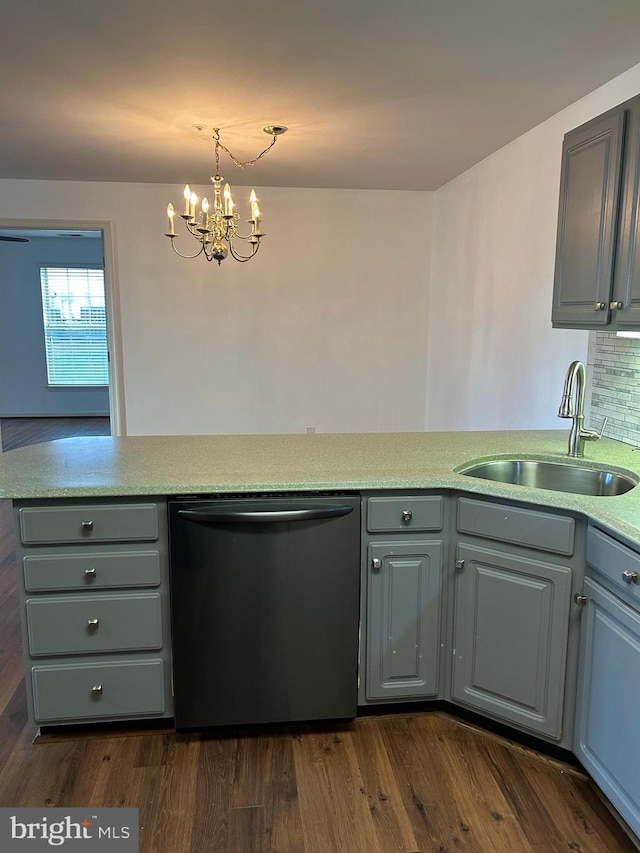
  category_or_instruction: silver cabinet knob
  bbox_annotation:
[455,559,465,570]
[622,570,639,585]
[372,558,382,570]
[401,510,413,523]
[81,520,94,532]
[84,567,96,579]
[91,684,103,696]
[610,301,623,309]
[87,618,100,630]
[574,593,588,606]
[594,302,607,310]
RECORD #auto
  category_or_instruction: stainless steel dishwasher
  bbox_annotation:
[168,493,361,730]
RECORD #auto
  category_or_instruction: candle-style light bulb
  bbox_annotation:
[183,185,191,216]
[224,183,231,216]
[201,197,209,227]
[167,202,175,235]
[250,188,259,222]
[190,192,197,219]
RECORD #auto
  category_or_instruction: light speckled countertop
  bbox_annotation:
[2,429,640,546]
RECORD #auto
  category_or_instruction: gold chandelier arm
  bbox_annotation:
[166,236,206,259]
[231,228,261,242]
[227,240,261,262]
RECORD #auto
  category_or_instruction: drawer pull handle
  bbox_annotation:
[87,618,100,631]
[84,568,97,579]
[402,510,413,523]
[81,520,94,532]
[91,684,103,696]
[622,570,639,585]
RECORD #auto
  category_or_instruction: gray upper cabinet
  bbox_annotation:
[552,106,626,328]
[553,95,640,330]
[612,100,640,328]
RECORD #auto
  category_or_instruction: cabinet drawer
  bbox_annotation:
[19,504,159,545]
[23,550,161,592]
[26,593,163,656]
[457,498,575,556]
[367,496,444,532]
[31,659,166,722]
[587,526,640,607]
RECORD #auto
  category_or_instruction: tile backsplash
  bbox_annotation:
[588,331,640,447]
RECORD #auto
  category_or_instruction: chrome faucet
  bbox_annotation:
[558,360,606,457]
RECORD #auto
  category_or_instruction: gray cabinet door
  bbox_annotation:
[552,108,626,328]
[366,540,443,700]
[574,578,640,839]
[452,543,571,739]
[612,101,640,328]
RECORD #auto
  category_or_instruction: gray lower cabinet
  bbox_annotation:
[451,497,581,745]
[361,492,447,704]
[366,540,443,700]
[14,497,173,727]
[451,542,571,739]
[574,527,640,838]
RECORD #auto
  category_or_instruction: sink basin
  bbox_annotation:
[458,459,638,496]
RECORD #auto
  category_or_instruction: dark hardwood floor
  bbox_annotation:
[0,419,637,852]
[0,415,111,452]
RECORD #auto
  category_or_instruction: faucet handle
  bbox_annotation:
[583,416,608,441]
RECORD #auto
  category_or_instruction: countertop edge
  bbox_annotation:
[3,430,640,548]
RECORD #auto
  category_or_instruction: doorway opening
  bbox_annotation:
[0,221,124,451]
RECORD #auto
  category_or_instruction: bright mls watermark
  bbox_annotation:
[0,809,138,851]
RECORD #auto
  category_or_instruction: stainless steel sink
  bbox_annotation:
[458,459,638,496]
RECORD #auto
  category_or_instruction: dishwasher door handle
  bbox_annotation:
[177,505,354,524]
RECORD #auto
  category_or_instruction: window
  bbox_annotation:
[40,266,109,386]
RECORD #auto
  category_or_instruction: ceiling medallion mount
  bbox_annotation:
[165,125,288,266]
[264,125,287,136]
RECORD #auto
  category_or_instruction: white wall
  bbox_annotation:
[4,61,640,438]
[0,182,432,435]
[427,62,640,431]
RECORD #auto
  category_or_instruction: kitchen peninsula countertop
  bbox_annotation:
[3,429,640,545]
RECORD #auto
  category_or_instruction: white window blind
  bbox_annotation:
[40,266,109,387]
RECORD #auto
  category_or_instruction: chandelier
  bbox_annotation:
[165,125,287,265]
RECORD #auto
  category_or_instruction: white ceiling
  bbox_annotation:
[3,0,640,191]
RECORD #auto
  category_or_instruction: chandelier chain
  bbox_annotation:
[212,128,278,173]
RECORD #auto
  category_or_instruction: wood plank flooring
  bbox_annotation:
[0,415,110,452]
[0,418,637,852]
